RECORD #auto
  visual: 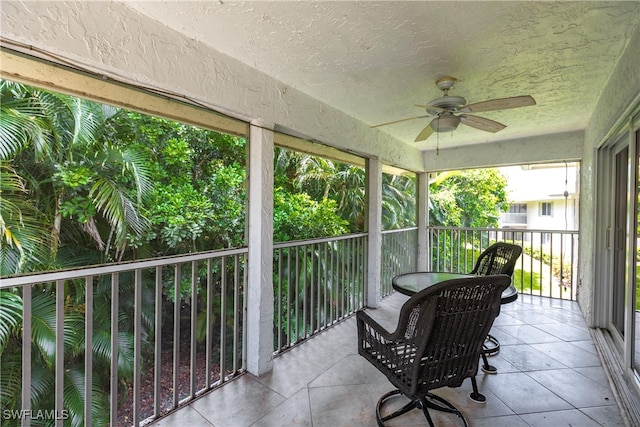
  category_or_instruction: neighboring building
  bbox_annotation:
[499,162,579,253]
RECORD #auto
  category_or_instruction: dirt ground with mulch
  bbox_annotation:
[117,340,222,426]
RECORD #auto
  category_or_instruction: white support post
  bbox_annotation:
[366,158,383,308]
[246,120,274,376]
[417,172,430,271]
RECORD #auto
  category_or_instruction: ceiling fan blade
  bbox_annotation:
[414,123,434,142]
[459,114,506,133]
[461,95,536,113]
[371,114,431,128]
[414,104,447,114]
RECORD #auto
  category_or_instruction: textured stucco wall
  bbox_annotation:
[422,130,583,171]
[0,1,423,171]
[580,21,640,325]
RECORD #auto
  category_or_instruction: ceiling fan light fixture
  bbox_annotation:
[431,115,460,132]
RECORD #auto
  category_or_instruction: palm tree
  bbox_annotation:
[0,80,152,270]
[0,80,152,426]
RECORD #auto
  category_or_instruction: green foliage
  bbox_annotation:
[382,173,417,230]
[60,196,97,223]
[522,245,573,286]
[273,188,349,241]
[102,111,247,254]
[429,169,508,227]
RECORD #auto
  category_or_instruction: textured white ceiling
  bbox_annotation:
[124,1,639,150]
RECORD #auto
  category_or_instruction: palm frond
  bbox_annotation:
[0,291,22,351]
[90,178,147,248]
[30,291,57,364]
[0,349,22,408]
[0,101,49,159]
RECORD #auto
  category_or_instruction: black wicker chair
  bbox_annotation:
[357,275,511,427]
[470,242,523,373]
[470,242,523,277]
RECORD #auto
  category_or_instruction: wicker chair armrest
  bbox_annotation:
[356,309,397,342]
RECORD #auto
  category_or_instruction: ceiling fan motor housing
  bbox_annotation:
[427,95,467,111]
[431,114,461,132]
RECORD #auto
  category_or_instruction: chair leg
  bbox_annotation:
[481,351,497,374]
[376,389,468,427]
[376,390,419,426]
[469,376,486,404]
[481,333,500,373]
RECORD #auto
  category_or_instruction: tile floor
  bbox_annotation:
[150,293,625,427]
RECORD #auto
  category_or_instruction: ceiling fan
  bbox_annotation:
[371,77,536,142]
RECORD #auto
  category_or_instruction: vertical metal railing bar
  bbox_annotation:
[453,228,458,271]
[343,239,349,317]
[84,276,93,427]
[518,232,525,293]
[435,228,440,271]
[349,237,354,314]
[172,264,181,408]
[133,269,142,425]
[154,266,162,417]
[549,233,554,298]
[355,237,360,310]
[316,244,322,331]
[349,238,354,313]
[233,255,240,373]
[309,243,315,340]
[351,238,357,311]
[430,229,435,270]
[296,245,309,342]
[344,240,353,317]
[559,234,564,300]
[205,259,213,389]
[329,241,334,323]
[354,238,359,313]
[319,243,325,330]
[284,247,290,347]
[471,229,477,270]
[276,248,283,351]
[572,235,577,300]
[455,229,461,271]
[360,236,365,308]
[363,235,369,304]
[21,284,31,427]
[540,235,545,297]
[242,254,248,370]
[55,279,64,427]
[294,246,300,345]
[340,240,345,319]
[190,261,198,397]
[323,243,328,330]
[109,273,119,427]
[529,231,535,296]
[337,239,341,321]
[356,236,360,309]
[344,238,349,317]
[318,242,324,331]
[219,256,227,384]
[301,246,306,342]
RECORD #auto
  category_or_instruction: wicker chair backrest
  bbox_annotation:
[365,275,510,397]
[470,242,523,277]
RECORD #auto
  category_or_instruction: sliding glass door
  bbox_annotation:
[601,127,640,378]
[612,146,629,337]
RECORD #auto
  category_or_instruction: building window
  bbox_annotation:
[510,203,527,214]
[540,202,553,216]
